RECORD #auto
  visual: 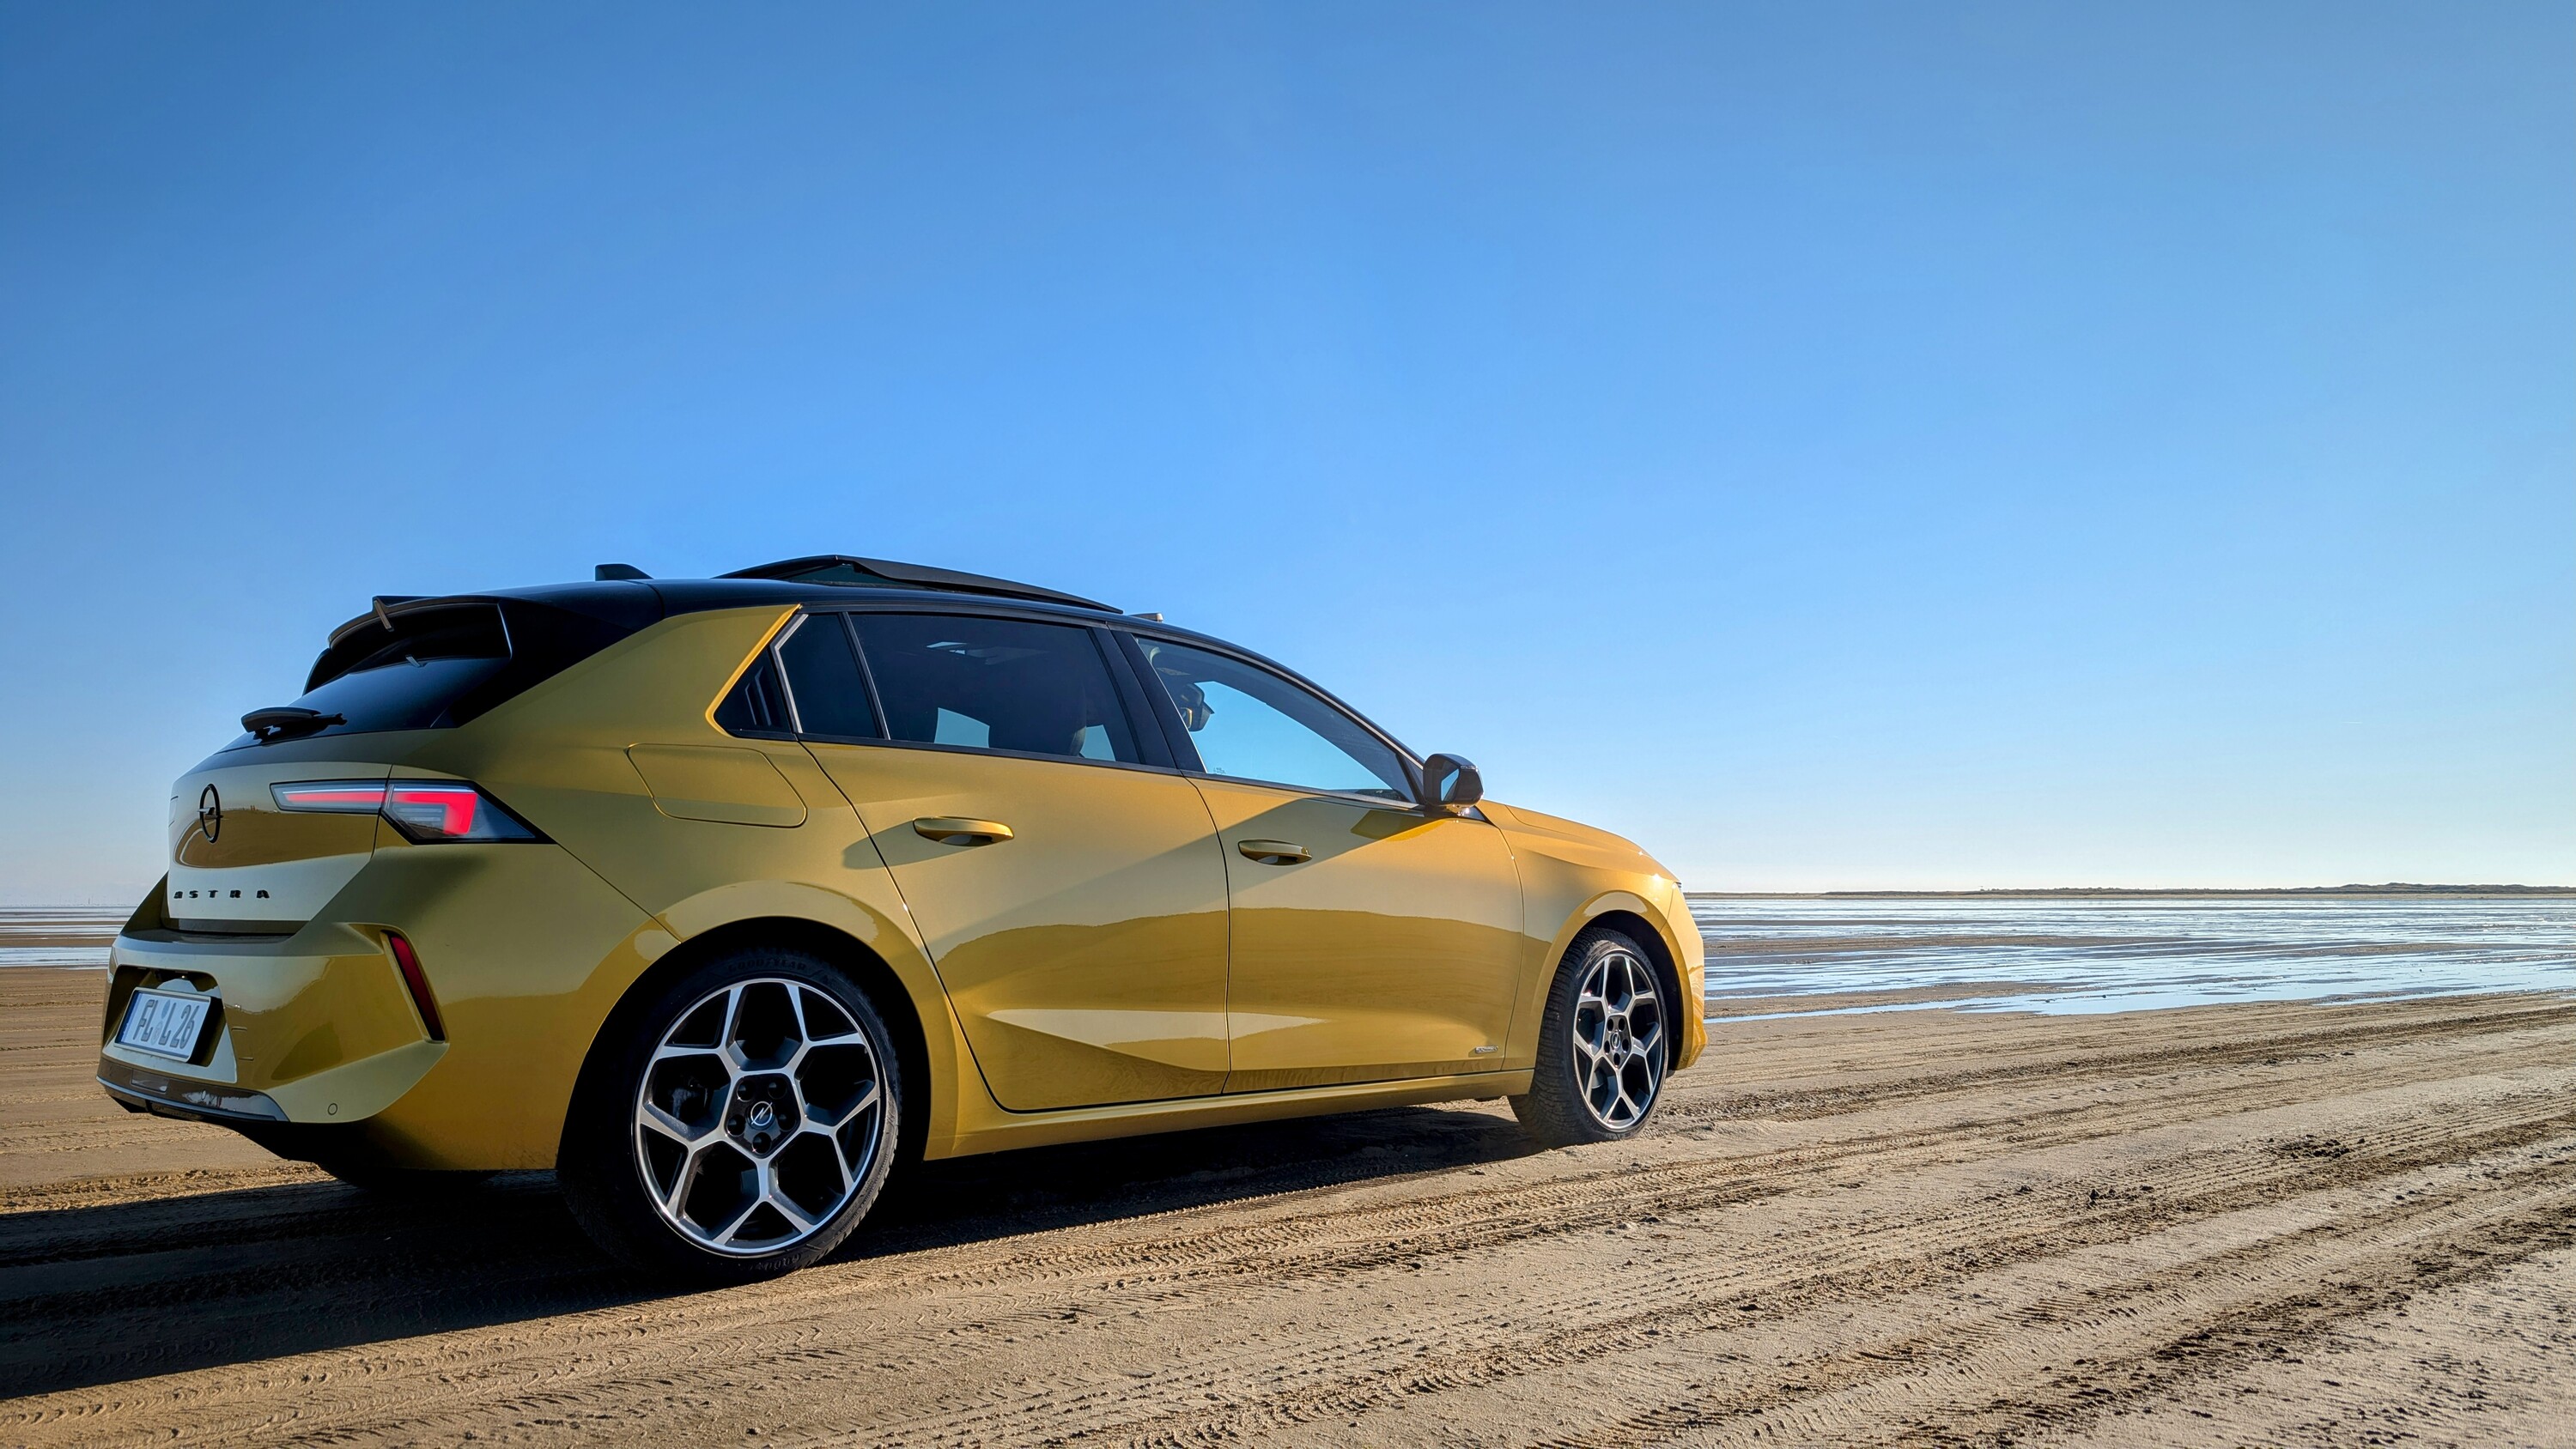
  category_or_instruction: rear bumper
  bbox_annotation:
[104,924,451,1126]
[98,1057,287,1124]
[100,842,658,1170]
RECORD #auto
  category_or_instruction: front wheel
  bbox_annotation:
[559,945,901,1282]
[1510,927,1671,1148]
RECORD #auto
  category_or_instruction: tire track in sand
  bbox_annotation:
[2,993,2568,1448]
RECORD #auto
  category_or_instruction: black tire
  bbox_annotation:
[559,943,902,1282]
[1510,926,1673,1149]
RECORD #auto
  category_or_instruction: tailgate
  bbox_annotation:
[167,759,391,931]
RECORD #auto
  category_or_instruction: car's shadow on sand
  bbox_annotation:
[0,1102,1540,1399]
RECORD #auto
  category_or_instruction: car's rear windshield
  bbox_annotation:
[289,604,514,736]
[230,598,646,747]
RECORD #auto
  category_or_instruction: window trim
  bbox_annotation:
[770,614,814,737]
[1109,630,1197,772]
[768,612,887,744]
[708,618,796,741]
[1097,628,1179,771]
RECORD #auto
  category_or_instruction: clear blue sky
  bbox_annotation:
[3,3,2569,903]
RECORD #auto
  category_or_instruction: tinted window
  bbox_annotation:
[1134,639,1412,800]
[714,654,790,736]
[851,614,1139,764]
[320,605,510,677]
[275,604,512,737]
[240,596,659,748]
[775,615,878,738]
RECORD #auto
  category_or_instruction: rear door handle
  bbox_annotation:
[914,817,1014,846]
[1236,840,1309,865]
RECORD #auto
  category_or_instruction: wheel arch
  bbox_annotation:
[564,910,951,1172]
[1532,891,1693,1073]
[1576,906,1690,1071]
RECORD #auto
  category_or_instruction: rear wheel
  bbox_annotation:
[560,945,900,1282]
[1510,927,1671,1148]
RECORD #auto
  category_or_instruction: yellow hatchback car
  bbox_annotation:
[102,555,1704,1279]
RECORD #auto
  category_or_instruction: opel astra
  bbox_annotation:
[101,555,1704,1279]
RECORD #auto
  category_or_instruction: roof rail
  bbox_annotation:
[719,555,1115,612]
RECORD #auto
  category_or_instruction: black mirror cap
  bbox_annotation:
[1420,753,1484,813]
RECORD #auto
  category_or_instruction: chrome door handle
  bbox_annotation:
[1236,840,1309,865]
[914,817,1014,846]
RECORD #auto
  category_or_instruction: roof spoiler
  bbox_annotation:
[719,555,1115,612]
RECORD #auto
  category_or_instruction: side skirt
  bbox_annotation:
[932,1069,1535,1160]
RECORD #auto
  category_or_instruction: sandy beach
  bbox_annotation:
[4,963,2571,1446]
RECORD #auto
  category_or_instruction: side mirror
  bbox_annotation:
[1419,753,1483,814]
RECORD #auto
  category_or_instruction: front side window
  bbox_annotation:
[849,614,1140,764]
[1134,639,1413,801]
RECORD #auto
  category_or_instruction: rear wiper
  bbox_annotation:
[242,706,347,742]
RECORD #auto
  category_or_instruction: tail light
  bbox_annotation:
[385,931,447,1040]
[271,780,544,843]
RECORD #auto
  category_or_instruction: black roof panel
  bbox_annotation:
[717,555,1115,612]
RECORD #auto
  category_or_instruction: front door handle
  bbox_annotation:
[914,817,1014,846]
[1236,839,1309,865]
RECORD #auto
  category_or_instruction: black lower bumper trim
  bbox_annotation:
[97,1058,287,1125]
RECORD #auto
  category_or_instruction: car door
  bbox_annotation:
[779,609,1233,1113]
[1123,634,1528,1093]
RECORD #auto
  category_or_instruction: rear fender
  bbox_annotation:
[644,881,982,1159]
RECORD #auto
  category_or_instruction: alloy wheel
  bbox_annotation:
[1571,947,1665,1130]
[631,978,884,1255]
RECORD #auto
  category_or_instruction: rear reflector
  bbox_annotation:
[385,932,446,1040]
[272,779,541,843]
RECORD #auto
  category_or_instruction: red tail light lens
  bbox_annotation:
[272,779,542,843]
[385,931,446,1040]
[270,781,386,813]
[382,782,538,841]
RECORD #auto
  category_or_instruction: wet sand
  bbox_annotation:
[3,965,2572,1446]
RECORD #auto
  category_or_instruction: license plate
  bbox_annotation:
[117,988,213,1061]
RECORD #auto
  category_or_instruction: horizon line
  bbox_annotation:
[1682,882,2576,899]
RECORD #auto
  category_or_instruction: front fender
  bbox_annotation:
[1559,888,1704,1070]
[1504,878,1707,1074]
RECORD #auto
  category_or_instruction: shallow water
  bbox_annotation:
[12,897,2573,1020]
[1693,894,2576,1016]
[0,907,126,967]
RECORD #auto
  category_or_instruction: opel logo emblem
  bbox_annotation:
[749,1101,775,1128]
[197,785,222,844]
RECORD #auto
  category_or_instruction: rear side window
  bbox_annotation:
[774,615,879,739]
[713,653,791,737]
[850,614,1139,764]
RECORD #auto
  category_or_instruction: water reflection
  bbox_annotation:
[1692,894,2576,1017]
[0,907,125,967]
